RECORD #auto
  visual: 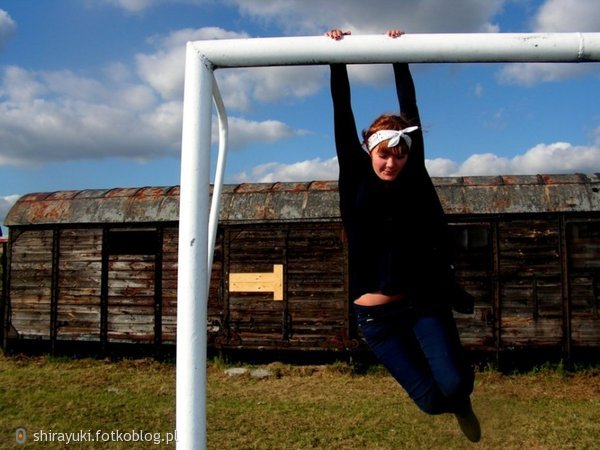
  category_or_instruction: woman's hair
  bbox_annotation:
[362,113,414,156]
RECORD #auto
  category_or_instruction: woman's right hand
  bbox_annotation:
[325,29,351,40]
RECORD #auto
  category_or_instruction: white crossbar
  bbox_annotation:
[193,32,600,67]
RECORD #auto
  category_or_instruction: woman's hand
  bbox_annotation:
[387,30,405,38]
[325,29,351,40]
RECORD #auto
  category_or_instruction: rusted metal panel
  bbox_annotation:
[435,173,600,214]
[7,174,599,227]
[219,181,339,223]
[4,186,181,226]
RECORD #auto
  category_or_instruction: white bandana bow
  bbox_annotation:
[363,126,419,153]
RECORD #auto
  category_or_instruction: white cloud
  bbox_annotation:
[0,64,179,166]
[135,25,325,110]
[498,60,594,86]
[425,158,460,177]
[445,152,513,176]
[426,140,600,177]
[231,0,504,34]
[94,0,208,13]
[1,66,45,102]
[511,142,600,174]
[215,66,325,112]
[0,25,314,167]
[474,83,484,97]
[233,138,600,182]
[0,194,20,228]
[0,9,16,52]
[498,0,600,85]
[136,27,250,101]
[218,117,306,150]
[533,0,600,31]
[234,156,339,183]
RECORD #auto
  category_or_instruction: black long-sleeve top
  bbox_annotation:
[331,63,453,306]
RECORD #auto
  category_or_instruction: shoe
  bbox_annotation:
[455,403,481,443]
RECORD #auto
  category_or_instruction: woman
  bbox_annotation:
[327,29,480,443]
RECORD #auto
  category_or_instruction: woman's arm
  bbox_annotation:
[330,63,362,166]
[393,63,425,166]
[326,29,363,170]
[330,63,365,219]
[326,28,368,213]
[393,63,419,124]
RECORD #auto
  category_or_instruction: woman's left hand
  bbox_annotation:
[387,30,405,38]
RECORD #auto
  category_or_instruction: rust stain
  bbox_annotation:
[166,186,180,196]
[105,187,141,198]
[308,180,338,191]
[46,191,79,200]
[134,187,168,199]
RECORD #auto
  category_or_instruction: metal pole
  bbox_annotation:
[207,75,228,272]
[191,32,600,67]
[176,42,213,450]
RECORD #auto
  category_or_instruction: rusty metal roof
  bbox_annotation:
[4,174,600,227]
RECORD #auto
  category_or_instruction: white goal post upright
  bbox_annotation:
[177,33,600,449]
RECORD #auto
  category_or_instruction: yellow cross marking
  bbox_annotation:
[229,264,283,301]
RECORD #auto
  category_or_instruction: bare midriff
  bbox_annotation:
[353,292,408,306]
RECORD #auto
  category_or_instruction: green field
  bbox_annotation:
[1,353,599,449]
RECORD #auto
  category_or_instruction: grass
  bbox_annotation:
[1,355,175,449]
[1,352,599,449]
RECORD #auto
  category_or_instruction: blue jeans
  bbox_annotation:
[353,301,474,415]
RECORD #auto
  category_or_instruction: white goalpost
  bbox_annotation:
[176,32,600,449]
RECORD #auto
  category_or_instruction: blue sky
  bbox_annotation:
[1,0,599,233]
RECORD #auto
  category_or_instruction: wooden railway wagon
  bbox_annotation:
[2,174,600,364]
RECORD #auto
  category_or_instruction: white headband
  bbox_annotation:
[362,126,419,153]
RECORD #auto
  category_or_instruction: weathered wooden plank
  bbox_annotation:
[59,288,101,301]
[107,314,154,325]
[500,316,563,345]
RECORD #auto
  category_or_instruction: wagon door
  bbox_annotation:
[450,222,496,351]
[57,229,103,343]
[223,227,288,350]
[7,229,54,341]
[566,220,600,351]
[104,229,160,346]
[498,217,563,351]
[286,224,348,351]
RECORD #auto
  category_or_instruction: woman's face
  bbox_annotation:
[370,145,408,181]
